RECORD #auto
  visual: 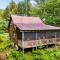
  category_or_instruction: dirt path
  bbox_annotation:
[0,49,8,60]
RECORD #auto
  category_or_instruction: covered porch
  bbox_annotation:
[17,30,60,48]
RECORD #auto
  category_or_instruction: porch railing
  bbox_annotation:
[23,38,60,48]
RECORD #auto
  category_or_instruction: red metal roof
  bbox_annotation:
[11,15,60,30]
[12,15,44,25]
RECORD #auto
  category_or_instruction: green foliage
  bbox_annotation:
[3,0,18,20]
[7,49,23,60]
[3,0,31,20]
[35,0,47,5]
[17,1,27,15]
[0,17,8,33]
[6,47,60,60]
[0,9,4,17]
[0,33,11,51]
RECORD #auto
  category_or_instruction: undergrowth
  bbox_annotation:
[0,33,60,60]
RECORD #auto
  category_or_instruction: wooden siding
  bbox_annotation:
[8,21,18,46]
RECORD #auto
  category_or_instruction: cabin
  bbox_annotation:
[8,15,60,49]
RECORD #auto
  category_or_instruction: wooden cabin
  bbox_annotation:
[8,15,60,49]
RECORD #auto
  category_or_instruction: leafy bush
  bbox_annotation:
[0,17,8,33]
[0,33,11,51]
[6,47,60,60]
[7,49,23,60]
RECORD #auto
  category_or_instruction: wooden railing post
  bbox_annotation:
[55,32,56,46]
[22,31,24,55]
[36,31,37,50]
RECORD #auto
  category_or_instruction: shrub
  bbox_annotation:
[0,33,11,51]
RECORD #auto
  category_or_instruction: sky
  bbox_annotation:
[0,0,35,10]
[0,0,21,9]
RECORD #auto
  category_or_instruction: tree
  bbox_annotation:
[17,1,26,15]
[17,0,31,16]
[0,9,4,17]
[25,0,31,16]
[3,0,18,20]
[38,0,60,26]
[0,17,7,33]
[35,0,47,5]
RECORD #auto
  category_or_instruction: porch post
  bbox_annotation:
[36,31,37,50]
[46,32,48,48]
[55,32,56,46]
[22,31,24,54]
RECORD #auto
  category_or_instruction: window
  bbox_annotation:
[16,28,22,40]
[47,31,55,38]
[17,32,22,40]
[24,32,36,40]
[37,32,47,39]
[37,31,55,39]
[56,31,60,38]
